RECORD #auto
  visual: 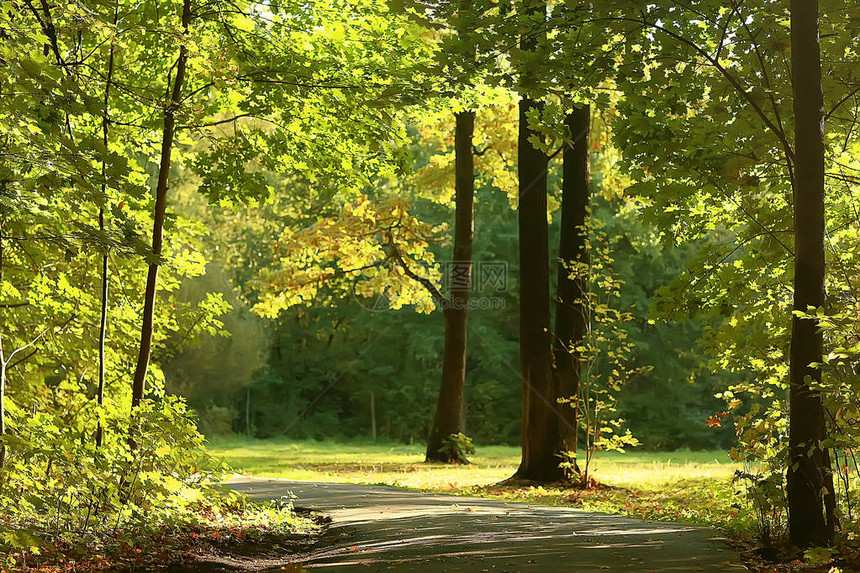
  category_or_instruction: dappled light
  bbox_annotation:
[226,480,743,572]
[2,0,858,570]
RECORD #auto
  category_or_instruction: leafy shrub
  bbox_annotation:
[0,395,257,568]
[437,433,475,462]
[732,469,786,542]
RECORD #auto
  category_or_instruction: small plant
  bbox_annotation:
[803,547,836,568]
[732,469,786,542]
[558,220,646,486]
[437,433,475,464]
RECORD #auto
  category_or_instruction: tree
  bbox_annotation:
[97,0,120,447]
[786,0,836,547]
[131,0,192,408]
[0,327,48,468]
[513,0,564,482]
[603,0,857,546]
[552,105,590,478]
[0,0,445,560]
[420,0,481,465]
[425,110,476,463]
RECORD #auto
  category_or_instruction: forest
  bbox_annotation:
[1,0,860,570]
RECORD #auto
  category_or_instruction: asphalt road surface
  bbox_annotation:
[227,477,746,572]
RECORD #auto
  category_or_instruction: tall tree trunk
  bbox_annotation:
[514,0,562,483]
[0,357,5,469]
[96,2,118,447]
[370,390,377,442]
[426,110,475,463]
[787,0,836,547]
[515,95,561,482]
[96,220,108,447]
[131,0,191,408]
[552,105,590,479]
[0,230,5,468]
[245,386,252,436]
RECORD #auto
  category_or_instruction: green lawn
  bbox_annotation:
[207,436,755,534]
[207,436,738,488]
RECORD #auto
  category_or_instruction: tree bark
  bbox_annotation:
[425,110,475,463]
[96,218,109,447]
[513,0,563,483]
[787,0,836,547]
[245,386,251,436]
[552,105,590,479]
[371,390,377,442]
[0,230,5,468]
[96,1,118,447]
[514,95,563,481]
[0,358,5,469]
[131,0,192,408]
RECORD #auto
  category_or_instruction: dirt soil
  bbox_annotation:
[157,511,332,573]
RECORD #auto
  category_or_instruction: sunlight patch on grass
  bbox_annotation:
[206,436,752,533]
[206,437,518,489]
[207,436,739,489]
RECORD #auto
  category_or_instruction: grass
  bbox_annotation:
[206,436,738,487]
[206,436,756,535]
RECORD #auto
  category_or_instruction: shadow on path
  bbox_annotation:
[227,478,744,572]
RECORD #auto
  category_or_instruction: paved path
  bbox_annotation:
[227,478,745,572]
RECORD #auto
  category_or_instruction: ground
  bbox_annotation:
[226,477,746,572]
[197,438,850,572]
[206,437,751,534]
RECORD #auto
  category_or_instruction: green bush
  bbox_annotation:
[437,433,476,462]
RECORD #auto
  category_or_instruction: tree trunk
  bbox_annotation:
[96,224,108,447]
[425,110,475,463]
[514,94,562,482]
[131,0,191,408]
[96,5,117,447]
[245,385,251,436]
[787,0,836,547]
[0,360,5,469]
[552,105,590,479]
[371,390,377,442]
[0,231,5,468]
[513,0,562,483]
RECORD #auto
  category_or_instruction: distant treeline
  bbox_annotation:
[167,188,735,451]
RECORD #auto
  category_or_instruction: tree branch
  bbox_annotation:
[602,15,796,166]
[387,237,448,307]
[826,85,860,121]
[177,112,255,130]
